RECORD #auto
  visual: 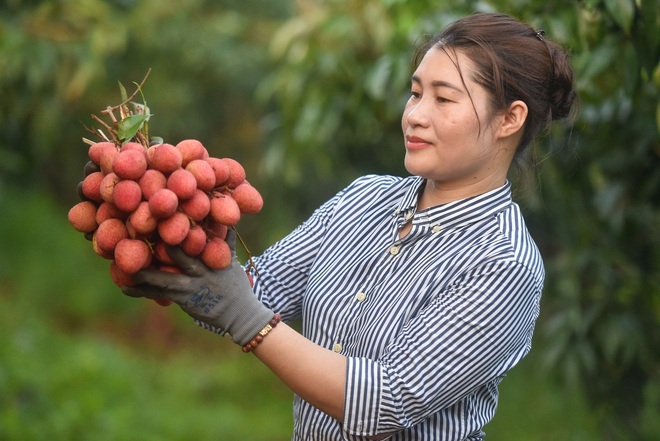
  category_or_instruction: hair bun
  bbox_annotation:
[548,44,577,121]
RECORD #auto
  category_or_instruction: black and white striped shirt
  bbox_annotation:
[250,174,544,440]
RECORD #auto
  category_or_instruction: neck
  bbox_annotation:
[418,174,507,209]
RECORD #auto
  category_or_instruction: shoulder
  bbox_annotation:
[311,175,420,227]
[494,202,545,282]
[308,175,413,224]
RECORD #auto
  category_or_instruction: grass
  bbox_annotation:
[0,302,294,441]
[0,185,601,440]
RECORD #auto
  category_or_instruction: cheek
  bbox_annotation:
[447,111,480,138]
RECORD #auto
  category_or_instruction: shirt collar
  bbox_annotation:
[393,177,513,231]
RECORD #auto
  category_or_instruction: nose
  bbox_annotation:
[404,100,430,128]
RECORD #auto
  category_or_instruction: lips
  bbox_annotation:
[405,135,431,150]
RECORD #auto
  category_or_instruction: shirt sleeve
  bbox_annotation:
[246,195,338,321]
[248,175,394,322]
[342,257,542,437]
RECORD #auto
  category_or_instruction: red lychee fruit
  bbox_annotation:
[125,218,139,239]
[231,181,264,214]
[81,171,104,203]
[205,157,230,187]
[100,172,120,204]
[138,169,167,200]
[113,179,142,213]
[206,220,228,240]
[92,233,115,259]
[114,238,152,274]
[88,142,118,165]
[159,265,183,274]
[202,237,232,270]
[167,168,197,200]
[96,202,126,224]
[112,149,148,180]
[157,211,191,245]
[128,201,158,236]
[110,260,137,287]
[181,224,207,256]
[221,158,246,188]
[176,139,208,167]
[149,143,182,174]
[180,189,211,221]
[209,193,241,226]
[185,159,216,191]
[99,144,120,174]
[68,201,98,233]
[148,188,179,219]
[95,218,129,253]
[153,240,176,265]
[119,141,148,160]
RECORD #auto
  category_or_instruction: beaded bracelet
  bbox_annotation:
[242,313,282,353]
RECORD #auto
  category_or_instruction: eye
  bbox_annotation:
[436,96,451,103]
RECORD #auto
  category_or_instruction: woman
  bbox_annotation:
[124,12,577,440]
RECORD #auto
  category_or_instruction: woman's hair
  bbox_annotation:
[413,12,577,157]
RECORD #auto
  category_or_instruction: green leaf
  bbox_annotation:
[131,101,150,116]
[117,114,150,143]
[603,0,636,34]
[366,56,393,100]
[118,81,128,103]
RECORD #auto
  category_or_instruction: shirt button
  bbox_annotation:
[389,245,400,255]
[332,343,343,353]
[356,292,366,302]
[432,225,441,233]
[405,212,413,220]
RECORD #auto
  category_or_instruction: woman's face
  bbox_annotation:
[402,47,510,192]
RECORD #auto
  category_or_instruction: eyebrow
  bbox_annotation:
[411,75,464,93]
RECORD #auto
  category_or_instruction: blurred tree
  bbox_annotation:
[257,0,659,439]
[1,0,658,439]
[0,0,295,254]
[525,1,660,439]
[0,0,290,222]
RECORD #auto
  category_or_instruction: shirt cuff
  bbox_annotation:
[343,357,393,437]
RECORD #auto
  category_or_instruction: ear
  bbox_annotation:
[497,100,528,139]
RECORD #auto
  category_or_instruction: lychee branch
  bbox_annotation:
[83,69,153,148]
[101,68,152,118]
[232,226,260,279]
[69,72,265,297]
[90,114,121,145]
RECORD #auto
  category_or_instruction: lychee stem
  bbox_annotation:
[101,68,152,117]
[84,69,153,148]
[90,114,120,145]
[231,226,260,279]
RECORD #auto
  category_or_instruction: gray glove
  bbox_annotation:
[122,229,274,346]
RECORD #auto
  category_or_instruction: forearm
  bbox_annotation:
[251,323,347,422]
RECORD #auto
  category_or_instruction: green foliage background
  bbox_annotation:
[1,0,658,440]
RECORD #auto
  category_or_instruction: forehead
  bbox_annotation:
[413,47,477,88]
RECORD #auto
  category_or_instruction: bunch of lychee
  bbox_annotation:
[68,139,263,298]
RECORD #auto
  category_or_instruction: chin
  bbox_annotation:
[404,157,430,178]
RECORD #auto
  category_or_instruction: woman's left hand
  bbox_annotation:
[122,229,274,346]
